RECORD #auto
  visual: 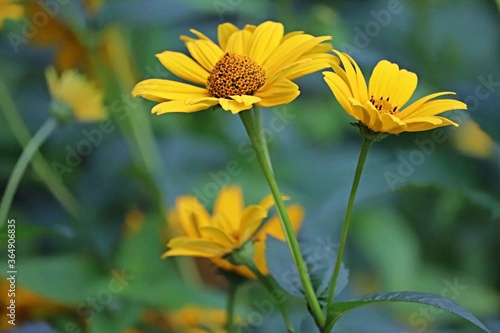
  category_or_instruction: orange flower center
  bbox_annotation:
[206,52,266,98]
[370,95,398,115]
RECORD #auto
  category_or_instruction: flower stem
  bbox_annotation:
[225,283,238,333]
[323,137,374,331]
[0,118,58,226]
[239,107,324,327]
[246,260,295,332]
[0,78,83,223]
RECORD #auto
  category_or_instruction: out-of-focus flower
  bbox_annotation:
[323,51,467,134]
[26,0,101,71]
[144,306,235,333]
[132,21,338,115]
[45,67,106,122]
[0,1,24,30]
[452,119,495,159]
[164,186,303,279]
[0,281,71,330]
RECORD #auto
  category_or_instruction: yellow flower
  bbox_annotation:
[45,67,106,122]
[0,1,23,29]
[323,51,467,134]
[164,186,303,279]
[132,21,337,115]
[451,119,495,159]
[141,306,237,333]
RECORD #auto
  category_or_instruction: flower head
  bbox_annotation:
[45,67,106,122]
[132,21,338,115]
[164,186,303,279]
[323,52,467,134]
[0,1,23,30]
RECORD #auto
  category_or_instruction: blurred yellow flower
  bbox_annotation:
[323,51,467,134]
[452,119,494,159]
[0,1,23,29]
[132,21,338,115]
[164,186,303,279]
[45,67,106,122]
[141,306,237,333]
[0,281,71,330]
[26,0,100,71]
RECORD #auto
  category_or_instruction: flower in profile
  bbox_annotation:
[45,67,106,122]
[323,51,467,134]
[164,186,303,279]
[132,21,337,115]
[0,1,23,30]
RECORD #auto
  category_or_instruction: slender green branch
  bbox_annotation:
[225,283,238,333]
[0,78,83,220]
[0,119,58,227]
[323,137,374,332]
[239,107,325,327]
[246,260,294,332]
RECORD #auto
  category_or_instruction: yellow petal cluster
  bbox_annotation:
[323,51,467,134]
[164,186,303,279]
[0,1,23,30]
[45,67,106,122]
[132,21,338,115]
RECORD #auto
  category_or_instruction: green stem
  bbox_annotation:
[246,260,294,332]
[225,283,238,333]
[323,137,374,332]
[0,78,83,221]
[239,107,324,327]
[0,119,58,227]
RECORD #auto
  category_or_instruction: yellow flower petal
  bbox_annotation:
[174,196,211,237]
[264,35,332,77]
[156,51,209,85]
[214,186,244,225]
[165,237,228,257]
[398,92,457,119]
[200,226,238,248]
[404,116,458,132]
[239,205,268,244]
[378,113,408,134]
[401,99,467,119]
[132,79,210,102]
[225,29,252,56]
[391,68,418,108]
[218,96,260,114]
[218,22,239,51]
[257,204,304,241]
[152,99,218,115]
[185,40,223,72]
[323,72,356,118]
[254,79,299,107]
[249,21,284,66]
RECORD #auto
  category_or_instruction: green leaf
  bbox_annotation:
[327,291,491,332]
[265,236,348,303]
[1,254,107,304]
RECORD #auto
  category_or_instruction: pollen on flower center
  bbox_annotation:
[206,52,266,99]
[370,95,398,115]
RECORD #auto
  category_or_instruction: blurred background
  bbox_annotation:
[0,0,499,332]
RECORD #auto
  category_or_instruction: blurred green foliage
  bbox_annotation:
[0,0,499,332]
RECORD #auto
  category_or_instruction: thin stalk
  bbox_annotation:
[0,119,58,226]
[0,78,83,220]
[247,261,295,332]
[225,283,238,333]
[323,137,374,332]
[239,107,325,327]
